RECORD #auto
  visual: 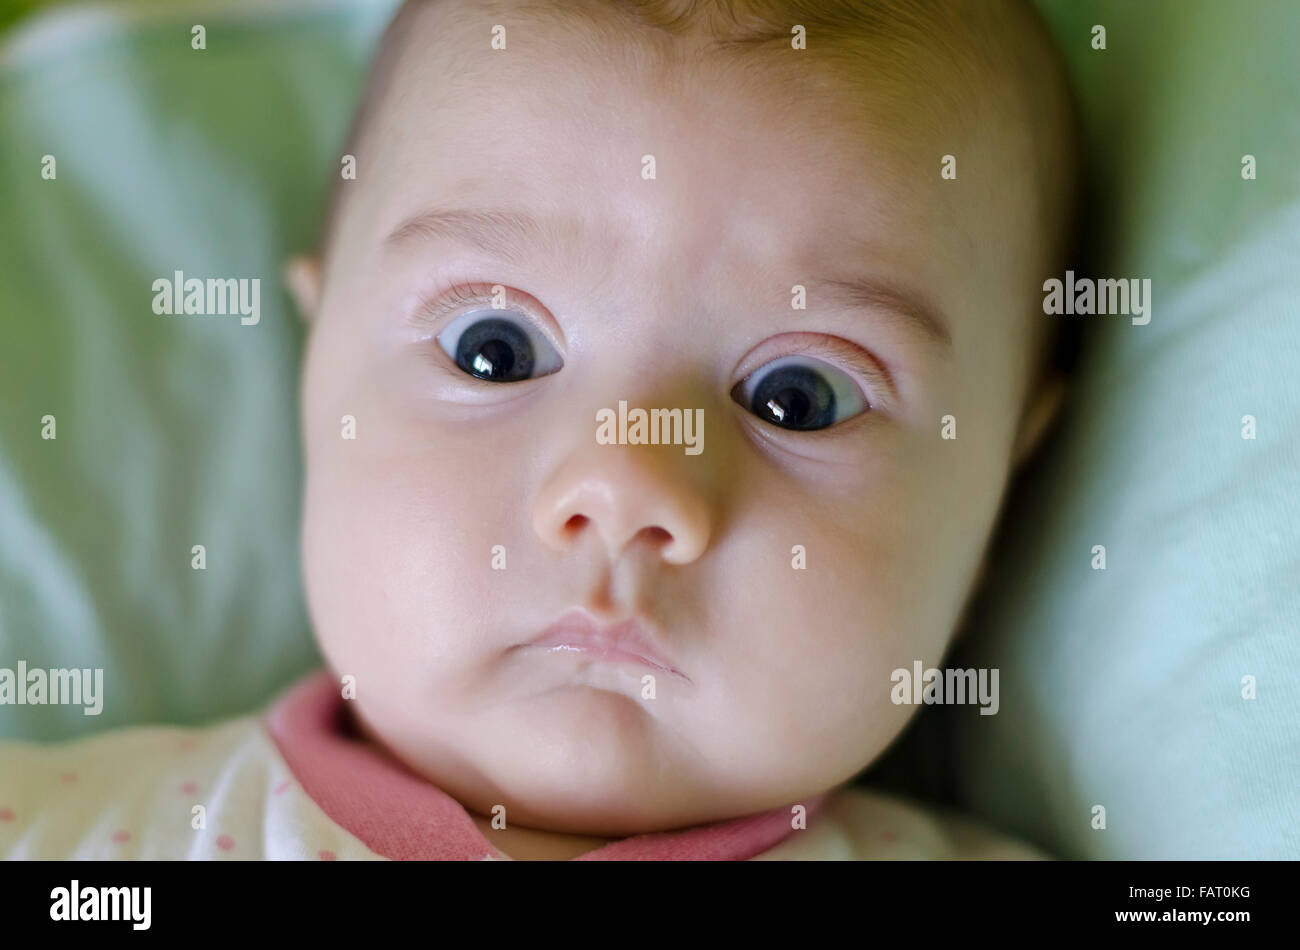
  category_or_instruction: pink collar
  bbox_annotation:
[265,671,827,860]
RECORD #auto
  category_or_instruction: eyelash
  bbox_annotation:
[740,335,893,410]
[410,281,526,331]
[414,282,893,409]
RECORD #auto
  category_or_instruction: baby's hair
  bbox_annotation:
[317,0,1082,385]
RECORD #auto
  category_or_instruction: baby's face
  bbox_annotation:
[300,4,1041,835]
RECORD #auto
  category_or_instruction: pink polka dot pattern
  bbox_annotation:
[179,782,199,795]
[273,780,291,795]
[318,850,337,861]
[0,807,14,822]
[111,829,131,844]
[59,772,78,784]
[216,834,235,851]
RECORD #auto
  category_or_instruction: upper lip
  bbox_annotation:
[522,609,688,681]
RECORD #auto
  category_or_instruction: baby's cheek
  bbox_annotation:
[303,443,483,682]
[690,527,886,777]
[771,488,957,746]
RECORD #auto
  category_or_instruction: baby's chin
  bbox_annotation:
[351,673,809,837]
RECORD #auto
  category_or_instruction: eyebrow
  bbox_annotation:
[806,276,954,353]
[385,206,559,268]
[386,205,953,352]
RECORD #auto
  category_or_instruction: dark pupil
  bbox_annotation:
[455,317,534,381]
[751,365,836,430]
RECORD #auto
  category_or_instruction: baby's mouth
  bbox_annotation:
[510,607,690,683]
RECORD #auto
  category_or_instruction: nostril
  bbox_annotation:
[642,526,672,546]
[562,514,589,537]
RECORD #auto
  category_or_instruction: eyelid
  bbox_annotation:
[737,333,894,410]
[407,281,565,353]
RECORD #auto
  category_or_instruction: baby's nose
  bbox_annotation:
[531,440,712,565]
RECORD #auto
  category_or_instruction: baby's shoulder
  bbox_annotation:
[752,785,1050,861]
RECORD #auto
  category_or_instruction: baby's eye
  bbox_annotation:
[729,356,869,431]
[435,309,564,382]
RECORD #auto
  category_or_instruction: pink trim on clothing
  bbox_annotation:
[264,671,828,860]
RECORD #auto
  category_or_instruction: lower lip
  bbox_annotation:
[519,642,684,679]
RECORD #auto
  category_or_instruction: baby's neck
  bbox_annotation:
[469,811,616,860]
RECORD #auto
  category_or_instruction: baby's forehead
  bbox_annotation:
[371,39,958,276]
[334,0,1055,250]
[357,1,1014,230]
[362,0,1025,158]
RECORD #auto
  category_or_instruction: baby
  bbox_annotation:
[0,0,1078,861]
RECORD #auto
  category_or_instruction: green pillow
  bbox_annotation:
[938,0,1300,859]
[0,0,400,739]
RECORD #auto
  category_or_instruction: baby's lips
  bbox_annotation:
[521,606,688,681]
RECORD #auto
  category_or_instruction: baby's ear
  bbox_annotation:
[283,255,322,323]
[1011,370,1066,469]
